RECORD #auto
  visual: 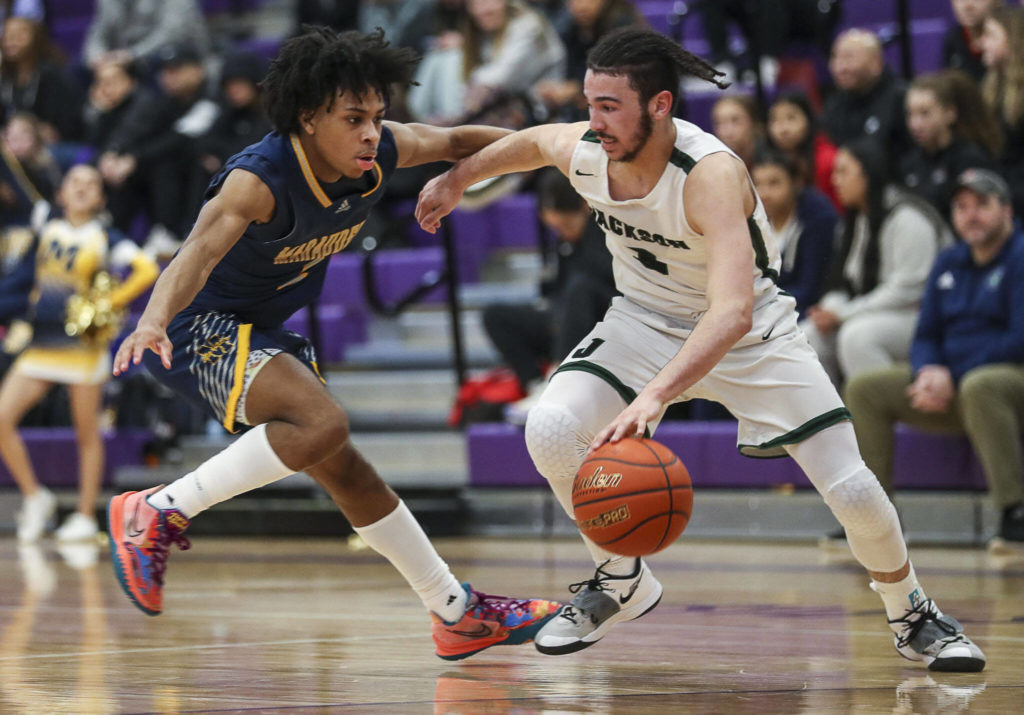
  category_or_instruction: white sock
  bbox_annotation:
[871,564,928,625]
[353,501,467,623]
[147,424,293,518]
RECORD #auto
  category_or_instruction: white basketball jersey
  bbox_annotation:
[569,118,781,324]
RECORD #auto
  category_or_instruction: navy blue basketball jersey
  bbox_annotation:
[191,127,398,327]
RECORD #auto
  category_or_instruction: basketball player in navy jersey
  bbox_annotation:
[416,27,986,671]
[106,27,560,661]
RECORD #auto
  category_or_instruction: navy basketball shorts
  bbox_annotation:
[144,308,323,433]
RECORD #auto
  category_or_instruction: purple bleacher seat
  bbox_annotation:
[237,36,284,62]
[493,194,540,249]
[0,428,152,487]
[367,246,449,304]
[891,425,988,491]
[467,419,1009,491]
[840,0,953,31]
[49,0,95,20]
[322,254,365,307]
[50,17,92,58]
[283,303,367,362]
[467,423,545,487]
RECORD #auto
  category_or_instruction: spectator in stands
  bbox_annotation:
[358,0,439,56]
[943,0,1000,81]
[0,164,158,543]
[699,0,843,87]
[97,42,219,256]
[196,51,270,176]
[767,90,841,208]
[190,51,271,236]
[845,168,1024,552]
[980,5,1024,218]
[407,0,565,126]
[82,59,154,158]
[711,94,763,169]
[822,29,910,172]
[751,147,837,316]
[2,112,58,202]
[82,0,210,69]
[803,139,953,388]
[0,16,84,142]
[483,168,617,424]
[533,0,643,122]
[900,70,1002,220]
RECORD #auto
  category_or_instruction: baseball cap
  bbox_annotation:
[155,42,202,69]
[953,168,1011,203]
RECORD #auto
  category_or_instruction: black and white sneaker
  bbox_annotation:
[534,559,662,655]
[889,598,986,672]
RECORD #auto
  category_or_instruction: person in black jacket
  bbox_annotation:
[0,16,84,142]
[97,41,219,251]
[82,59,155,157]
[822,29,910,175]
[941,0,998,82]
[899,70,1002,220]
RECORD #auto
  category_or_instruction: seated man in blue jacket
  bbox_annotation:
[845,168,1024,552]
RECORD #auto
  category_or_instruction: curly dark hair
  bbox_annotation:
[587,26,729,110]
[261,26,419,135]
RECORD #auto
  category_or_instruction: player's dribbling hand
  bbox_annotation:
[415,171,463,234]
[112,323,172,376]
[590,393,663,452]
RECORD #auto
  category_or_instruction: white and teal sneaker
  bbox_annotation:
[889,598,986,672]
[535,558,662,655]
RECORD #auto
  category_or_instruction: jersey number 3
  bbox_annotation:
[628,247,669,275]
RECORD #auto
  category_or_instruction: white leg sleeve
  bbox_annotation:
[786,422,908,573]
[525,370,636,569]
[149,424,293,518]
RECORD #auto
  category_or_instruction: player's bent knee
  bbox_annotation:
[822,465,897,538]
[525,402,590,484]
[296,407,350,467]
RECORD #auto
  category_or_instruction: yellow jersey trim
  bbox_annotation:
[361,163,382,197]
[223,323,253,432]
[289,134,332,208]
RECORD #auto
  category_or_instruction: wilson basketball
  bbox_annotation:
[572,438,692,557]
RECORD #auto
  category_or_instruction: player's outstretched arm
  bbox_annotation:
[112,169,273,375]
[386,121,514,167]
[415,121,587,233]
[591,153,756,449]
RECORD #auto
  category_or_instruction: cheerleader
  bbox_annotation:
[0,164,158,542]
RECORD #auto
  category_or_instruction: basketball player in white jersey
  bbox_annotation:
[416,27,985,672]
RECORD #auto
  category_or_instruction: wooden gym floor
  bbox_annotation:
[1,535,1022,713]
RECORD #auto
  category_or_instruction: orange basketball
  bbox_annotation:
[572,437,693,557]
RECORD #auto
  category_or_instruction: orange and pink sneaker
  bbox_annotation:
[107,485,191,616]
[432,584,560,660]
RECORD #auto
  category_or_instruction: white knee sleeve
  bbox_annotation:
[787,423,907,573]
[525,402,589,511]
[822,465,897,538]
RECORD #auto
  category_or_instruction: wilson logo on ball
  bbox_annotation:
[574,466,623,491]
